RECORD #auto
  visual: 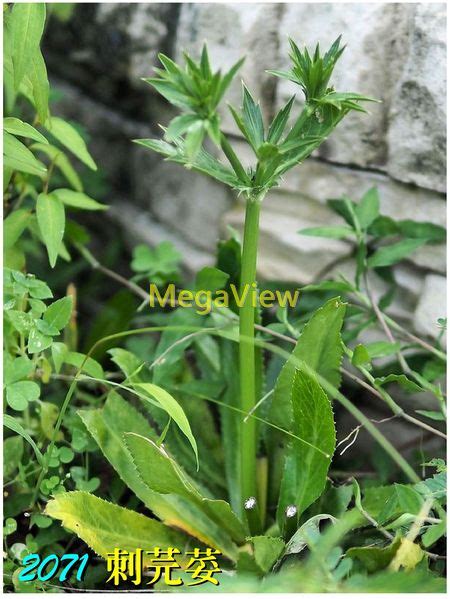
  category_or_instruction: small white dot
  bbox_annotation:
[244,497,257,510]
[285,505,297,518]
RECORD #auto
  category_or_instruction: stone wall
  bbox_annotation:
[45,2,446,340]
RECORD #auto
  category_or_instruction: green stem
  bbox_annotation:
[220,133,251,185]
[239,193,262,526]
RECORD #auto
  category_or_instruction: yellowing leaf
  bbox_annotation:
[45,491,187,565]
[389,538,424,572]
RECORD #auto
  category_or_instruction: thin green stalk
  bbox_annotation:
[220,133,251,185]
[239,193,262,524]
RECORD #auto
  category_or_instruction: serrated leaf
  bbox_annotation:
[277,369,336,525]
[79,392,232,553]
[267,96,295,144]
[241,85,265,150]
[269,297,345,432]
[52,189,108,211]
[125,433,245,554]
[268,298,345,509]
[46,117,97,170]
[45,491,188,564]
[78,391,175,513]
[36,193,65,267]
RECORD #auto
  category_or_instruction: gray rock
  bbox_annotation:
[96,3,176,82]
[132,152,233,252]
[414,274,447,340]
[387,3,446,192]
[223,192,352,283]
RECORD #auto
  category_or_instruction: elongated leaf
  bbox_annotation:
[268,298,345,506]
[124,434,242,559]
[283,514,337,556]
[298,225,354,239]
[125,433,247,545]
[10,3,46,90]
[45,491,188,564]
[78,392,187,519]
[241,85,265,150]
[368,239,427,268]
[36,193,65,267]
[269,298,345,432]
[277,369,336,526]
[132,382,198,466]
[43,296,73,331]
[374,374,423,393]
[46,117,97,170]
[31,143,83,190]
[4,117,47,144]
[4,209,31,249]
[3,414,44,464]
[52,188,108,211]
[27,49,50,123]
[4,132,47,176]
[267,96,295,144]
[355,187,379,229]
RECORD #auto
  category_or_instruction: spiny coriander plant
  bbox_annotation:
[42,39,446,592]
[135,38,375,526]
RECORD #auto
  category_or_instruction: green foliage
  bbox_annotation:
[277,369,336,527]
[3,12,446,593]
